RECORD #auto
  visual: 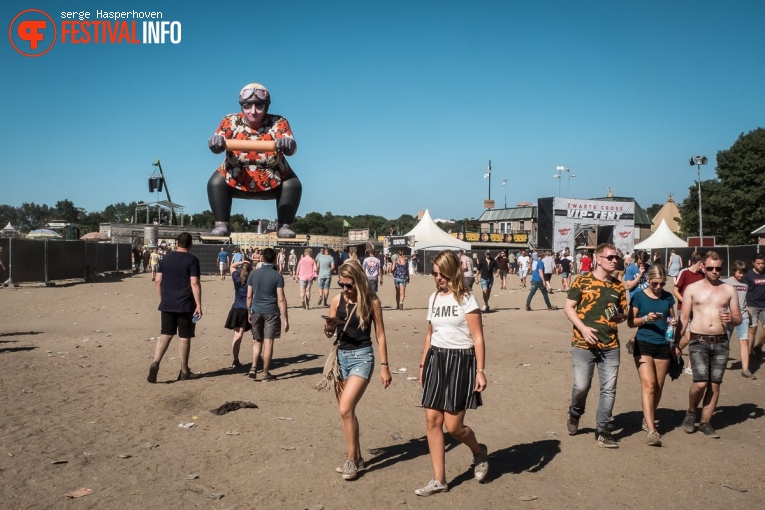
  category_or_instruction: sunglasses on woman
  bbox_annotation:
[431,271,450,279]
[650,281,666,287]
[338,281,355,289]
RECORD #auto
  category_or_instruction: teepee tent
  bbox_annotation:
[404,210,471,251]
[634,219,687,249]
[651,196,682,233]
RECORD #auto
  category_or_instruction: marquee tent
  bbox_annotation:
[634,219,687,250]
[404,209,471,251]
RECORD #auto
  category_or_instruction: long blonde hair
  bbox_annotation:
[432,250,470,302]
[338,260,376,330]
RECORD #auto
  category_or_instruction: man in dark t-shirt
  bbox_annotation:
[476,250,498,312]
[246,247,289,381]
[147,232,202,383]
[744,254,765,359]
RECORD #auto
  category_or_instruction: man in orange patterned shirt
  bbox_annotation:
[207,83,301,238]
[564,243,628,448]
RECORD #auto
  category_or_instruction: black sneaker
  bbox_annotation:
[566,413,579,435]
[682,411,697,434]
[177,370,200,381]
[699,423,720,438]
[147,362,159,384]
[596,430,619,448]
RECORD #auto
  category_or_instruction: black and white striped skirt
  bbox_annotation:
[421,346,482,412]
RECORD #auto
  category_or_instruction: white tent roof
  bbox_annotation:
[634,219,687,249]
[404,209,471,251]
[2,222,18,232]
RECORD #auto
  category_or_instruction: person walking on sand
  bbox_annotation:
[217,247,229,280]
[224,259,253,370]
[678,251,741,438]
[288,249,297,280]
[363,248,383,293]
[475,250,497,312]
[526,256,557,311]
[296,248,317,309]
[415,250,488,497]
[392,249,410,310]
[322,260,391,481]
[147,232,202,383]
[246,248,289,381]
[149,249,160,282]
[627,265,677,446]
[723,260,755,379]
[316,246,335,307]
[744,253,765,361]
[517,250,530,291]
[564,243,627,448]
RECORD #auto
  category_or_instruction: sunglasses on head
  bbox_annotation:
[338,281,355,289]
[431,271,450,279]
[600,254,621,261]
[705,266,722,273]
[240,87,269,102]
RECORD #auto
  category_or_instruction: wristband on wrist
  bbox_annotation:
[476,368,485,374]
[380,362,389,367]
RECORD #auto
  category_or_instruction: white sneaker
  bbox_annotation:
[415,479,449,497]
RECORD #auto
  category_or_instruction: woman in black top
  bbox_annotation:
[323,260,391,481]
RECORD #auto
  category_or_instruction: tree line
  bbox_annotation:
[0,200,422,238]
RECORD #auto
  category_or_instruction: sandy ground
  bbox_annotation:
[1,269,764,509]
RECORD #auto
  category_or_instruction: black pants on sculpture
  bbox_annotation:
[207,171,302,227]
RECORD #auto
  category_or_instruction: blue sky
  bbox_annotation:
[2,1,763,223]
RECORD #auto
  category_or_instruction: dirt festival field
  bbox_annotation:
[1,270,764,509]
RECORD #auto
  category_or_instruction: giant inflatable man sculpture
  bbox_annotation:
[207,83,302,238]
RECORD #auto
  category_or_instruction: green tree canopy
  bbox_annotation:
[679,127,765,245]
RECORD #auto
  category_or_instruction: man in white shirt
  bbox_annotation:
[517,250,531,291]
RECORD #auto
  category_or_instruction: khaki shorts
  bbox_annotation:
[250,313,281,340]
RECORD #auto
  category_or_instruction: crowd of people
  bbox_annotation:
[145,233,765,495]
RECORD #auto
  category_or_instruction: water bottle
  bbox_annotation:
[665,323,675,343]
[192,313,201,323]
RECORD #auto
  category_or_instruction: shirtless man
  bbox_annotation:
[678,251,741,438]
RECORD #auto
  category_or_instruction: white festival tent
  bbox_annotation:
[404,209,471,251]
[634,219,687,250]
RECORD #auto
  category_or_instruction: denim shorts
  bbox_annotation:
[318,277,332,290]
[393,278,407,287]
[730,314,750,341]
[689,340,729,384]
[480,278,493,291]
[338,345,374,381]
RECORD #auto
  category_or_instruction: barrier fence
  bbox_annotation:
[0,238,132,285]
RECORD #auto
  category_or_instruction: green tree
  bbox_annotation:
[679,127,765,245]
[188,210,215,229]
[54,199,85,224]
[17,202,52,230]
[102,202,140,223]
